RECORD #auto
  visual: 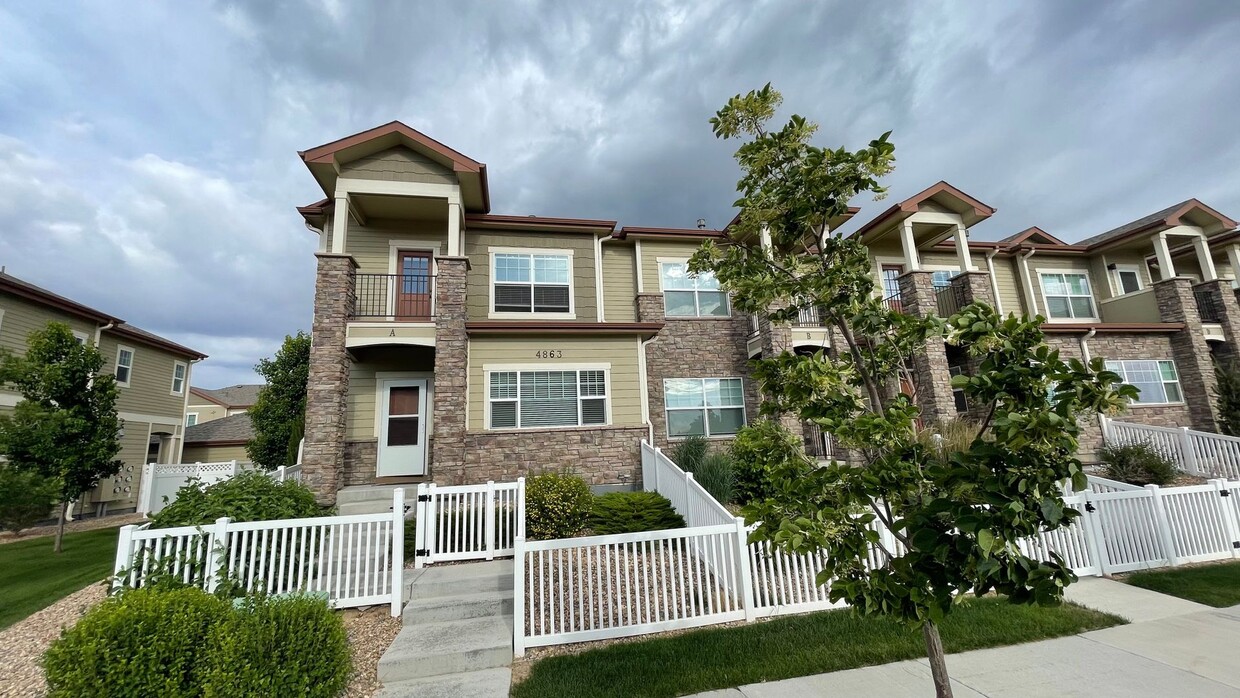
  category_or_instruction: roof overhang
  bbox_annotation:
[0,274,120,325]
[465,214,616,235]
[614,227,726,241]
[466,321,663,338]
[850,181,996,241]
[188,387,228,406]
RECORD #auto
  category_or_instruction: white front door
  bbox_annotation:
[378,379,428,477]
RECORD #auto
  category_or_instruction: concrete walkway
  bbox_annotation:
[690,580,1240,697]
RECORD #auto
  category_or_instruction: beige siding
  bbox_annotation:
[1027,256,1098,318]
[340,147,455,185]
[97,331,188,418]
[1094,250,1155,301]
[601,244,637,321]
[465,231,598,321]
[467,336,643,431]
[346,347,435,441]
[346,219,448,276]
[1099,288,1160,322]
[638,239,710,294]
[0,294,99,355]
[182,443,250,464]
[989,256,1026,316]
[94,422,156,505]
[187,403,228,424]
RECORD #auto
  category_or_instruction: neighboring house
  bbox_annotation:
[295,121,1240,505]
[0,272,207,516]
[186,384,263,426]
[181,413,254,464]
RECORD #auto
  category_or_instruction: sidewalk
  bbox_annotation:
[689,580,1240,698]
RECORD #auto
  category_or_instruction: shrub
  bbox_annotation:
[199,594,351,698]
[589,492,685,534]
[525,472,593,540]
[694,452,736,505]
[672,435,709,473]
[729,420,813,505]
[0,466,58,533]
[150,470,326,528]
[1099,442,1177,486]
[1216,360,1240,437]
[44,587,231,698]
[404,516,418,559]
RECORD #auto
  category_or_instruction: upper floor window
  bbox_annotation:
[115,346,135,387]
[171,361,187,395]
[931,270,958,290]
[1040,272,1096,320]
[1113,266,1143,295]
[488,368,608,430]
[1105,359,1182,404]
[491,250,573,316]
[664,377,745,438]
[185,413,198,427]
[660,261,728,317]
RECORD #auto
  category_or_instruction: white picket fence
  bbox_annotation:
[411,479,525,567]
[274,464,303,484]
[641,441,734,527]
[114,489,407,615]
[138,460,245,516]
[1102,416,1240,480]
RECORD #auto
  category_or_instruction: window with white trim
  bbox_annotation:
[660,261,729,317]
[664,378,746,438]
[115,346,134,387]
[1105,359,1183,404]
[488,369,607,429]
[71,330,89,345]
[171,361,187,395]
[492,252,572,314]
[1113,266,1143,295]
[185,413,198,427]
[1040,272,1096,319]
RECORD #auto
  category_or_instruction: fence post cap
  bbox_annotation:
[1144,483,1160,491]
[685,472,694,481]
[214,516,231,525]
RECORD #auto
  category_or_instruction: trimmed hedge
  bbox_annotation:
[526,472,593,540]
[590,492,685,535]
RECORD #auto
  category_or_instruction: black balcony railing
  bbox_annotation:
[1194,287,1224,324]
[882,291,904,313]
[935,283,967,317]
[353,273,435,320]
[803,422,834,460]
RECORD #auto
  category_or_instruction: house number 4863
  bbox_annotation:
[534,350,563,359]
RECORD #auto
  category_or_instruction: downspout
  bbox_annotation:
[984,249,1004,315]
[175,358,204,464]
[1018,249,1038,315]
[93,321,115,347]
[1078,327,1106,442]
[638,335,657,444]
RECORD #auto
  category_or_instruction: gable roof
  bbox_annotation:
[184,413,254,445]
[999,226,1068,246]
[850,181,996,239]
[1075,199,1239,249]
[190,384,263,408]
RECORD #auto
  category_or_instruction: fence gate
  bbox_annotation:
[412,479,525,567]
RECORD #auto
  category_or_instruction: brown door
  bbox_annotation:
[395,251,432,320]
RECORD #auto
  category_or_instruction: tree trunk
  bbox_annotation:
[54,500,67,553]
[923,621,953,698]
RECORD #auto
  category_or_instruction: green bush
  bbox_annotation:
[672,435,709,474]
[694,452,736,505]
[525,472,593,540]
[589,492,685,534]
[1100,442,1177,486]
[729,420,813,505]
[199,594,350,698]
[44,588,351,698]
[44,587,231,698]
[0,465,58,533]
[150,470,326,528]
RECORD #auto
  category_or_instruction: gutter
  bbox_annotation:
[984,249,1004,315]
[1017,249,1038,315]
[638,334,657,444]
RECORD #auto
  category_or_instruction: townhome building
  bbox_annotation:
[186,384,262,426]
[297,122,1239,506]
[0,272,206,516]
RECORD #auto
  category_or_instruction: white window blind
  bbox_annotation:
[493,253,571,313]
[488,369,607,429]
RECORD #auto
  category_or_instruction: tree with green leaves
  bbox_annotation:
[1214,360,1240,437]
[246,332,310,468]
[690,85,1136,697]
[0,322,123,552]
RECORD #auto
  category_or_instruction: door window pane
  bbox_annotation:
[387,417,419,446]
[389,386,420,416]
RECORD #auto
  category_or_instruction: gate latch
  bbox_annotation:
[417,494,432,502]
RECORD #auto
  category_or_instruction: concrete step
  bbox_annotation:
[377,616,512,683]
[337,500,395,517]
[410,573,512,600]
[404,589,514,624]
[337,484,408,505]
[404,560,514,599]
[378,668,511,698]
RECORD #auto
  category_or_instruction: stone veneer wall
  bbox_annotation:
[951,271,996,423]
[302,253,356,505]
[431,257,470,482]
[342,440,379,486]
[457,425,650,486]
[1198,279,1240,366]
[636,292,761,450]
[898,271,958,426]
[1154,277,1220,430]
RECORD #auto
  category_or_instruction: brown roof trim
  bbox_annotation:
[722,206,861,235]
[189,386,228,406]
[1040,322,1184,334]
[1165,198,1238,230]
[1007,242,1090,253]
[851,181,996,239]
[0,273,121,325]
[109,324,208,360]
[464,214,616,233]
[999,226,1068,246]
[1079,199,1239,251]
[615,227,726,241]
[466,321,664,337]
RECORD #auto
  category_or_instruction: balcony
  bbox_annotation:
[882,290,904,313]
[794,306,828,328]
[803,422,835,461]
[353,273,435,321]
[1194,287,1224,324]
[935,284,966,317]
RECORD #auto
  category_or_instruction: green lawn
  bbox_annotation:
[0,527,121,629]
[512,598,1123,698]
[1125,561,1240,608]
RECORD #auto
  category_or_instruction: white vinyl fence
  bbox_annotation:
[138,461,245,516]
[641,442,734,527]
[115,489,407,615]
[1103,416,1240,480]
[411,479,525,567]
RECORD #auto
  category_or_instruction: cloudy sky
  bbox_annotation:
[2,1,1238,387]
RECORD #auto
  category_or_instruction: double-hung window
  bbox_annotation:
[115,346,135,387]
[660,261,729,317]
[492,251,572,315]
[171,361,187,395]
[488,368,607,429]
[664,378,746,438]
[1040,272,1096,320]
[1105,359,1183,404]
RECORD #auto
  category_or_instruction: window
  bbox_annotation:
[1105,360,1183,404]
[492,251,572,315]
[488,369,607,429]
[931,270,959,290]
[880,265,903,299]
[72,330,89,345]
[1040,272,1096,320]
[660,261,729,317]
[185,413,198,427]
[948,365,968,413]
[664,378,746,438]
[171,361,187,395]
[1114,266,1143,295]
[114,346,134,387]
